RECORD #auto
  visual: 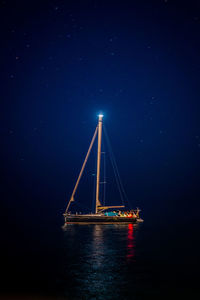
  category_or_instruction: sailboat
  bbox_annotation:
[63,114,142,224]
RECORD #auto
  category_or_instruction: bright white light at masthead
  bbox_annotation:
[98,114,104,117]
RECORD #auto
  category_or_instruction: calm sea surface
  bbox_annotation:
[2,217,199,299]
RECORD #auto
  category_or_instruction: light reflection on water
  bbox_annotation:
[127,224,135,261]
[63,224,139,299]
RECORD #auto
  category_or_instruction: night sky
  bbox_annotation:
[1,0,200,295]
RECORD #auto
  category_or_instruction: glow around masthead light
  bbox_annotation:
[98,114,104,118]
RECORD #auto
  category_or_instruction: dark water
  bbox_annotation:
[2,217,199,299]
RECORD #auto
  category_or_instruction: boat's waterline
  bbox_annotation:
[64,214,143,224]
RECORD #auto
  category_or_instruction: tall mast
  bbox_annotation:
[95,114,103,213]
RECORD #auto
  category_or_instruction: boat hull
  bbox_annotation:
[64,214,139,224]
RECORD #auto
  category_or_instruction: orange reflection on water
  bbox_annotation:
[127,223,135,260]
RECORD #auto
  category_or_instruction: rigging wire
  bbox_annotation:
[103,152,106,206]
[102,151,106,206]
[92,173,96,212]
[92,150,97,213]
[103,125,125,205]
[103,125,132,209]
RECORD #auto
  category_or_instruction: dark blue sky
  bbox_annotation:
[1,1,200,297]
[1,0,200,230]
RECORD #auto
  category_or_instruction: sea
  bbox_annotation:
[1,214,199,300]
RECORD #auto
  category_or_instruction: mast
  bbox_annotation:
[64,113,125,216]
[95,114,103,213]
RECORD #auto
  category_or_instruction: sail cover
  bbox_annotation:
[104,211,118,216]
